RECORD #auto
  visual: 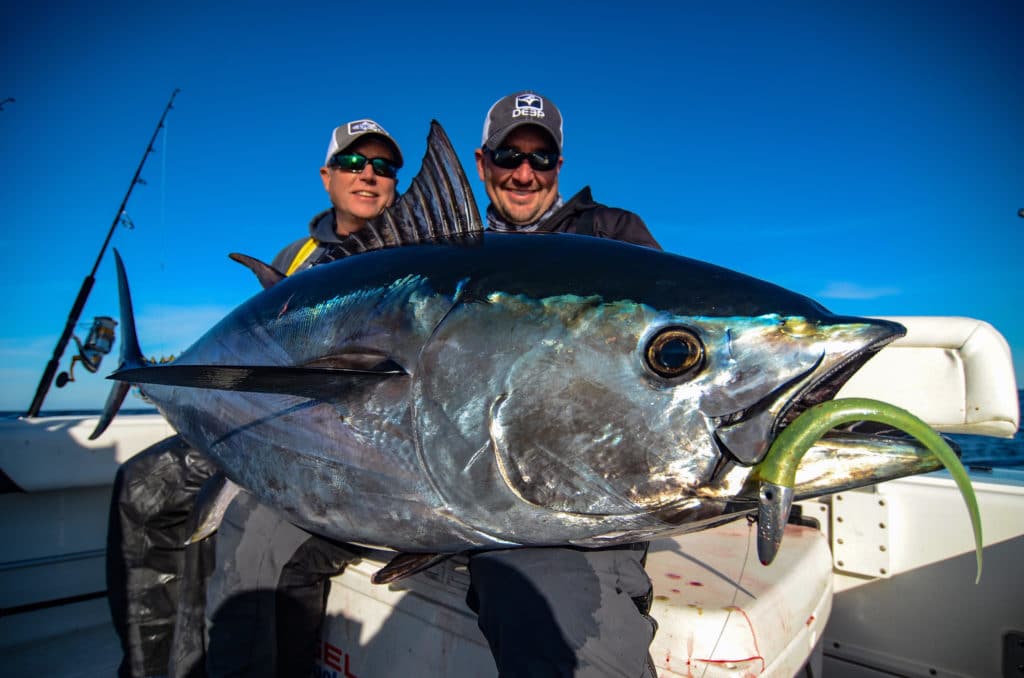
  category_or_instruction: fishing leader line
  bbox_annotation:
[701,518,759,677]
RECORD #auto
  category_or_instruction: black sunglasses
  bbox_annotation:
[329,152,399,179]
[488,147,559,172]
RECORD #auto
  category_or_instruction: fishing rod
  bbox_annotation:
[25,88,181,418]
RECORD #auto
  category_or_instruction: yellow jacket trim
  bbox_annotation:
[286,238,319,276]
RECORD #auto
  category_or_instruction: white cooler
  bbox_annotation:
[316,521,832,677]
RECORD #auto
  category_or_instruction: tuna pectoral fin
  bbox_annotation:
[110,361,406,401]
[371,553,453,585]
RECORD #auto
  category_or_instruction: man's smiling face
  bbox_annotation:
[321,137,398,236]
[476,126,563,226]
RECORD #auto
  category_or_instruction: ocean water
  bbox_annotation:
[949,389,1024,472]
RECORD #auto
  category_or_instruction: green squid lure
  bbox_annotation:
[752,397,983,584]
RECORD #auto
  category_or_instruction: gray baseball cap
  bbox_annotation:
[325,119,403,167]
[481,91,563,153]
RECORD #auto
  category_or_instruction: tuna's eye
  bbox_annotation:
[645,327,704,378]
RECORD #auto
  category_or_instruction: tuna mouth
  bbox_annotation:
[775,318,907,428]
[713,320,905,467]
[776,341,886,430]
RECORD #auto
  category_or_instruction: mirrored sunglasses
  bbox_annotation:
[329,152,399,179]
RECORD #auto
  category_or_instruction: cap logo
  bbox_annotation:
[348,119,386,135]
[512,93,545,119]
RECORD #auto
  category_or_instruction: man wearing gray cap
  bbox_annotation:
[187,119,405,678]
[468,91,661,677]
[183,119,406,678]
[272,118,403,272]
[103,119,403,678]
[475,90,659,247]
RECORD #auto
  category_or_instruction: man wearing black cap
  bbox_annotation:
[475,90,659,247]
[468,91,661,677]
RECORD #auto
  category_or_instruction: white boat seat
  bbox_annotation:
[837,316,1019,437]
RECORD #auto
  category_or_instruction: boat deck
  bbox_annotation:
[2,599,120,677]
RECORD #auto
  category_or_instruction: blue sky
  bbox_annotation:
[2,1,1021,412]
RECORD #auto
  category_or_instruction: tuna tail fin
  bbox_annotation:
[314,120,484,261]
[90,248,147,440]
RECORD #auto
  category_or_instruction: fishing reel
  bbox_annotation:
[55,316,118,388]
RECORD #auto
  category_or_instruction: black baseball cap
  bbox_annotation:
[481,90,563,153]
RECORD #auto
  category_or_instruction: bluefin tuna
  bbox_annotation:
[93,122,977,580]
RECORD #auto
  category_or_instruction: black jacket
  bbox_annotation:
[495,187,661,250]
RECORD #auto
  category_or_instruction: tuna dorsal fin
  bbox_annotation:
[371,552,454,585]
[229,252,286,289]
[316,120,484,262]
[109,361,406,401]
